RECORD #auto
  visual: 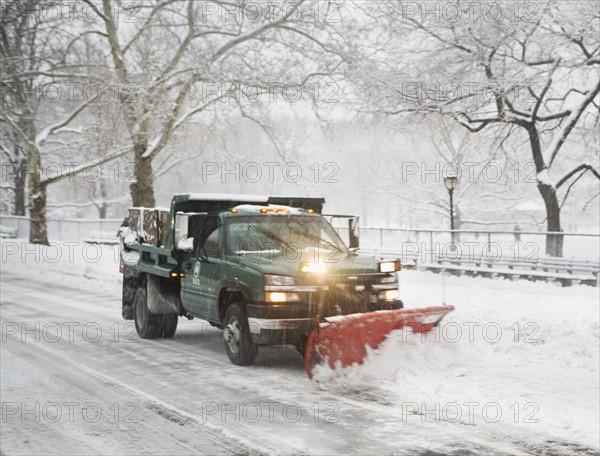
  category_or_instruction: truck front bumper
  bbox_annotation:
[247,317,315,345]
[245,299,403,346]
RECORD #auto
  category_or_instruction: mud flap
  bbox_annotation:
[304,305,454,379]
[147,274,181,315]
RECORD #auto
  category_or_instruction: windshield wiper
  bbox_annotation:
[252,225,297,253]
[286,219,343,252]
[194,243,210,263]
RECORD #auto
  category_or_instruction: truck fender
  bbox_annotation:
[147,274,182,315]
[218,279,252,302]
[218,279,253,321]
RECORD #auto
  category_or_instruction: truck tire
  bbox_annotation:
[133,287,159,339]
[158,314,178,338]
[223,303,258,366]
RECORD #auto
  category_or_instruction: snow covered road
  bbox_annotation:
[1,241,599,455]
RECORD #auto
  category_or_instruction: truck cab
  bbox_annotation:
[120,194,402,366]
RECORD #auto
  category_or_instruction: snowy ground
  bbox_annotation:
[316,271,600,448]
[1,239,599,455]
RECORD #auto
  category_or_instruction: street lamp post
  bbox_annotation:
[443,171,458,243]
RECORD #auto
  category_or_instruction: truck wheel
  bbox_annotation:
[223,303,258,366]
[158,314,178,338]
[133,287,159,339]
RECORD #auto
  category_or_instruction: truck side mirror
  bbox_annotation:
[175,213,194,250]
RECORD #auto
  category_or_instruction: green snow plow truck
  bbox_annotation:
[119,193,404,364]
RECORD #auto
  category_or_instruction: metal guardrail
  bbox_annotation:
[360,227,599,236]
[360,247,600,287]
[0,225,18,239]
[423,255,599,287]
[0,215,122,242]
[346,226,600,262]
[357,228,600,287]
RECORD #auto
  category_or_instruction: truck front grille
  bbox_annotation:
[321,274,381,317]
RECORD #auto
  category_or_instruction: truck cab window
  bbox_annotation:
[194,216,220,258]
[204,227,220,257]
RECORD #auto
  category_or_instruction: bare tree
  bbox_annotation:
[1,0,129,243]
[81,0,342,207]
[347,0,600,255]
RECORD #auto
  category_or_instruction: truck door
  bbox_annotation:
[181,216,222,322]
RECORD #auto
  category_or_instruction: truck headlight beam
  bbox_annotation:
[300,262,327,273]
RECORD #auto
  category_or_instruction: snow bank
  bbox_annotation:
[314,271,600,449]
[1,239,122,295]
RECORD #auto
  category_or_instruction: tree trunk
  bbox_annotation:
[29,182,48,245]
[130,142,156,207]
[22,115,49,245]
[14,158,26,216]
[537,182,563,257]
[526,124,563,257]
[98,179,108,219]
[98,202,108,219]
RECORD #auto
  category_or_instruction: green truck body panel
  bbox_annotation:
[120,194,401,345]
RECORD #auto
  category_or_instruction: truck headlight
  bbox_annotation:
[265,274,296,286]
[266,292,300,303]
[300,262,326,273]
[379,261,401,273]
[378,289,400,301]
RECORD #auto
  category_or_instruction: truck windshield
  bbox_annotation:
[225,215,348,255]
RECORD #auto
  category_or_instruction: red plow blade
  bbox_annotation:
[305,305,454,379]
